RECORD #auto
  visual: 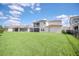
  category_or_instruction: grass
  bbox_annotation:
[0,32,79,56]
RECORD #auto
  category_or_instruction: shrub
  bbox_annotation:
[66,30,73,34]
[0,25,4,34]
[62,30,66,34]
[0,29,4,33]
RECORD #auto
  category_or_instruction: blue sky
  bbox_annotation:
[0,3,79,26]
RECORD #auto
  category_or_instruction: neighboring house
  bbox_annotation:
[62,16,79,32]
[68,16,79,31]
[5,19,62,32]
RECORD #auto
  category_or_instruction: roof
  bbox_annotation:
[33,20,62,24]
[48,20,62,22]
[33,20,47,23]
[70,16,79,20]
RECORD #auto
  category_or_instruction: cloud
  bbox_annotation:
[35,7,41,11]
[8,4,24,12]
[19,3,31,7]
[0,12,4,16]
[29,11,34,14]
[8,3,28,18]
[31,3,41,11]
[8,3,41,14]
[3,15,21,26]
[10,14,21,18]
[29,3,41,14]
[30,3,35,10]
[69,15,78,17]
[4,4,23,26]
[36,3,40,7]
[9,10,22,16]
[56,14,68,19]
[8,4,23,24]
[0,16,8,19]
[28,3,41,13]
[4,20,21,26]
[9,16,21,20]
[3,3,41,26]
[56,14,69,27]
[31,3,40,9]
[0,11,8,20]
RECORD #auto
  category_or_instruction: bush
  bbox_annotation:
[0,25,4,34]
[62,30,66,34]
[62,30,74,34]
[0,29,4,33]
[66,30,73,34]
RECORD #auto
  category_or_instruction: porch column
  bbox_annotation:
[40,28,41,32]
[27,28,30,32]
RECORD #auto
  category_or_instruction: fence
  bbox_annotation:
[64,30,79,39]
[73,30,79,39]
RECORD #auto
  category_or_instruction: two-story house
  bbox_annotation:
[32,19,62,32]
[69,16,79,31]
[5,19,62,32]
[33,20,47,32]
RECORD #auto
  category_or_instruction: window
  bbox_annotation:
[41,28,44,31]
[34,23,40,27]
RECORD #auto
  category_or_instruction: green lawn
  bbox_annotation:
[0,32,79,56]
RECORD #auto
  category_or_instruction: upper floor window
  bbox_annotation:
[33,23,40,27]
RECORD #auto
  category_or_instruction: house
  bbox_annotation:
[5,19,62,32]
[69,16,79,31]
[62,16,79,34]
[32,20,48,32]
[32,19,62,32]
[46,20,62,32]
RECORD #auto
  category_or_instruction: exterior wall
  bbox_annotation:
[39,21,47,32]
[33,20,47,32]
[27,28,30,32]
[48,21,61,25]
[48,27,62,32]
[47,20,62,32]
[78,24,79,30]
[47,25,62,32]
[8,28,13,32]
[48,21,62,26]
[7,28,30,32]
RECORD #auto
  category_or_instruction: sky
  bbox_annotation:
[0,3,79,26]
